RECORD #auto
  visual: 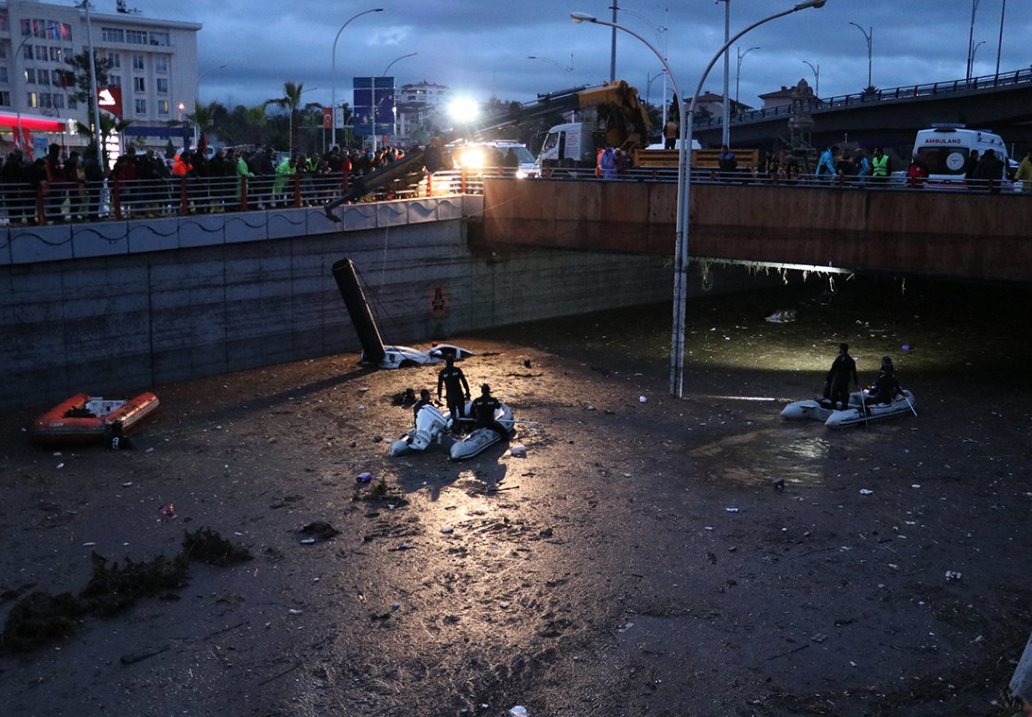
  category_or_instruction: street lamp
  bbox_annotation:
[735,46,759,105]
[802,59,820,97]
[527,55,574,72]
[372,52,416,152]
[971,39,987,71]
[331,7,383,148]
[849,22,873,90]
[193,64,226,148]
[716,0,731,148]
[76,2,103,163]
[620,7,669,126]
[995,0,1006,77]
[966,0,981,81]
[574,0,827,398]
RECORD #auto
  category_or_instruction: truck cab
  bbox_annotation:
[536,122,597,169]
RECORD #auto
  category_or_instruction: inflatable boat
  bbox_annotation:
[450,402,515,461]
[389,401,514,460]
[30,392,160,445]
[781,389,915,429]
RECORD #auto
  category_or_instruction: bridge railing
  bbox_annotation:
[694,67,1032,129]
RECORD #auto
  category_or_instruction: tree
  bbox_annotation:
[268,81,305,155]
[64,50,112,137]
[185,100,222,143]
[245,104,269,146]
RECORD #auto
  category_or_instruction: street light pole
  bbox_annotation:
[331,8,383,148]
[717,0,731,147]
[573,0,827,398]
[77,1,104,162]
[193,64,226,148]
[609,0,619,82]
[735,46,759,105]
[966,0,981,81]
[620,7,669,127]
[849,22,872,89]
[802,59,820,97]
[372,52,416,152]
[995,0,1006,77]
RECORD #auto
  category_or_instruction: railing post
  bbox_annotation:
[292,174,302,208]
[180,176,190,215]
[112,176,122,221]
[460,166,467,194]
[35,184,46,225]
[240,176,249,212]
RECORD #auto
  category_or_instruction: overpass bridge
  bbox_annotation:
[692,68,1032,153]
[478,176,1032,285]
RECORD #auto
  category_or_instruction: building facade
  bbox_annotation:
[395,80,448,147]
[0,0,199,147]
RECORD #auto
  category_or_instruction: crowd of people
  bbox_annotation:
[0,141,412,224]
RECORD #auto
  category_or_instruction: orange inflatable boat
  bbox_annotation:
[29,392,160,445]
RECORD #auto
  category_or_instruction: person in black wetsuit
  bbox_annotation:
[469,384,510,441]
[865,356,902,406]
[411,389,433,421]
[437,357,470,424]
[823,342,859,410]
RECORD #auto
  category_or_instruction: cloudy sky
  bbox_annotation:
[115,0,1027,111]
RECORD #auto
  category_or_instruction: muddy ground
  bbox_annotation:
[1,280,1030,717]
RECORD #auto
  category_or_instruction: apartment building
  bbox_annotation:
[0,0,200,146]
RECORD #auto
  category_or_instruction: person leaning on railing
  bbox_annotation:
[1015,149,1032,195]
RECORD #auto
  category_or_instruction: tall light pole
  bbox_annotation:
[802,59,820,97]
[76,1,103,162]
[971,39,987,71]
[621,6,670,128]
[609,0,619,82]
[966,0,981,81]
[331,7,383,148]
[995,0,1006,77]
[573,0,827,398]
[735,46,759,105]
[372,52,416,152]
[849,22,872,90]
[193,64,226,148]
[527,54,574,72]
[717,0,731,147]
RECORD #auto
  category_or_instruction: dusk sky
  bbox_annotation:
[112,0,1027,111]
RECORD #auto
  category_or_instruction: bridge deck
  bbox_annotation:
[480,178,1032,284]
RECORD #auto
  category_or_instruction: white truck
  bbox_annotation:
[904,125,1011,188]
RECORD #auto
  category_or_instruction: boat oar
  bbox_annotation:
[900,388,918,417]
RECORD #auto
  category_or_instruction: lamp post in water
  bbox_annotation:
[573,0,828,397]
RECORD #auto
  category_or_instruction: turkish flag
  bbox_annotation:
[322,107,332,129]
[97,86,122,119]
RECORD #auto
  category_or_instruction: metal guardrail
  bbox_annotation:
[694,68,1032,130]
[2,164,1024,227]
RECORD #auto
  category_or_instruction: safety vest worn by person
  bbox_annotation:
[872,154,890,177]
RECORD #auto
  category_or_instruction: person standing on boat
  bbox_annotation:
[470,384,510,441]
[824,343,858,410]
[437,357,470,425]
[865,356,902,405]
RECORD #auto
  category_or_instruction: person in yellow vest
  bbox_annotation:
[871,147,890,185]
[1015,149,1032,194]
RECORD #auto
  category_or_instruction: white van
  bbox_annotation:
[907,125,1010,188]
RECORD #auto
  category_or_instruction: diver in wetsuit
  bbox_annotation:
[469,384,510,441]
[823,342,859,410]
[865,356,902,405]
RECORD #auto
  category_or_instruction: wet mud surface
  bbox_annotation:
[1,277,1030,717]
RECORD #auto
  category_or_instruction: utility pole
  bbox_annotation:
[609,0,619,82]
[718,0,730,148]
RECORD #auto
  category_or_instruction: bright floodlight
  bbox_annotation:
[570,11,596,23]
[448,97,480,122]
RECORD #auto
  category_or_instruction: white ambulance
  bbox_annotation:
[907,124,1011,189]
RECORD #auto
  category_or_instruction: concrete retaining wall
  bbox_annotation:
[1,197,675,406]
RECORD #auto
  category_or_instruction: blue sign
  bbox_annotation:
[353,76,396,137]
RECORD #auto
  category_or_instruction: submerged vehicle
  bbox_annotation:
[782,389,916,429]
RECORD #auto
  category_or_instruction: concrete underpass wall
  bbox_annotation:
[1,198,673,406]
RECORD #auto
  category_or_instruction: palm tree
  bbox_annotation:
[185,100,222,149]
[246,103,269,146]
[76,114,133,166]
[268,81,306,156]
